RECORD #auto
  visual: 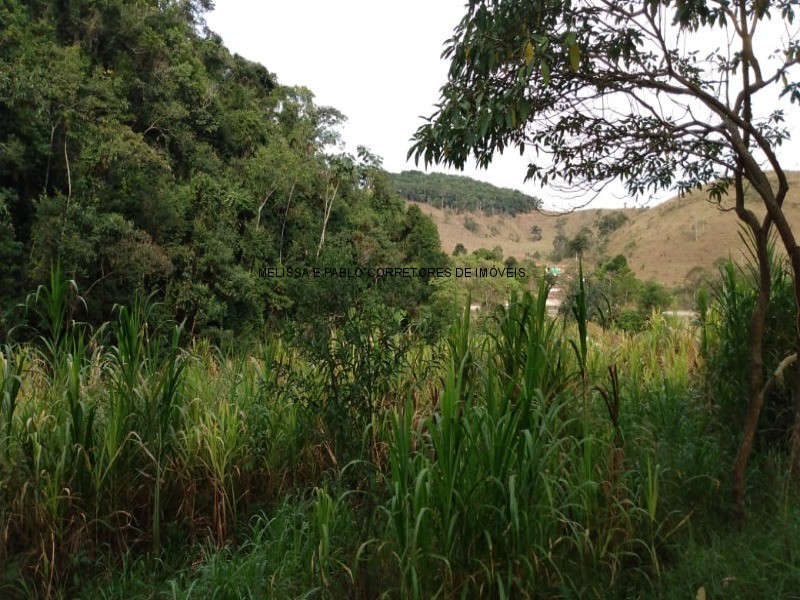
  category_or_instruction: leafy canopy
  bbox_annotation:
[0,0,448,339]
[410,0,800,200]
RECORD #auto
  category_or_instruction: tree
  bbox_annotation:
[638,279,672,312]
[409,0,800,519]
[551,219,569,261]
[596,212,629,237]
[316,153,355,260]
[567,226,593,257]
[463,216,479,233]
[389,170,543,215]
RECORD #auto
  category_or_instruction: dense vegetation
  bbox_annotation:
[389,170,542,215]
[549,212,630,263]
[0,0,446,341]
[2,263,800,598]
[3,1,800,598]
[558,255,674,332]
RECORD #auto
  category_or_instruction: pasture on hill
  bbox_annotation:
[412,171,800,288]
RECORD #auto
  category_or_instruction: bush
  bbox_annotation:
[638,280,672,312]
[472,247,502,261]
[616,309,646,333]
[596,212,629,237]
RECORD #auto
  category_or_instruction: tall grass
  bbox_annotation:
[375,289,698,598]
[0,274,309,595]
[2,268,799,598]
[702,244,797,453]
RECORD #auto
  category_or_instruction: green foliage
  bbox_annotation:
[616,308,646,333]
[596,212,629,237]
[471,246,502,261]
[2,276,799,598]
[0,0,443,340]
[702,249,796,451]
[529,224,542,241]
[639,279,673,313]
[463,215,478,233]
[567,225,593,257]
[408,0,796,201]
[4,1,800,596]
[287,300,415,459]
[0,345,24,462]
[560,255,674,329]
[390,169,542,215]
[0,193,24,337]
[441,251,530,310]
[452,242,467,256]
[550,218,580,262]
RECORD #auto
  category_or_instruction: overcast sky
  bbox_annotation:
[205,1,799,210]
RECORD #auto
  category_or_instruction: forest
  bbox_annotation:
[2,1,800,598]
[0,0,447,343]
[389,170,543,215]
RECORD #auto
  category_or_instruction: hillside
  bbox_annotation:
[389,170,542,215]
[605,173,800,286]
[411,172,800,288]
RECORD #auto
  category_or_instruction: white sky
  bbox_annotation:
[205,1,799,210]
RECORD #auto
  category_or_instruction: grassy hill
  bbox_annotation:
[410,172,800,288]
[604,172,800,287]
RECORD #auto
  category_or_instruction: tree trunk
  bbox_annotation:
[731,222,770,522]
[278,181,296,265]
[255,190,274,231]
[788,248,800,478]
[316,181,338,260]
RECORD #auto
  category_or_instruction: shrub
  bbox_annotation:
[616,309,646,333]
[638,280,672,312]
[472,247,502,261]
[596,212,629,237]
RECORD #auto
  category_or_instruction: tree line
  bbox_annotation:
[389,169,543,215]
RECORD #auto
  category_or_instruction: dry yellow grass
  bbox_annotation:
[412,201,613,261]
[413,172,800,288]
[604,172,800,286]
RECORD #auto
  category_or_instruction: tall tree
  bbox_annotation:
[410,0,800,519]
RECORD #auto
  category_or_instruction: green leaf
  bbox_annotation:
[518,98,530,122]
[523,41,534,65]
[540,60,551,84]
[479,114,490,139]
[569,43,581,72]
